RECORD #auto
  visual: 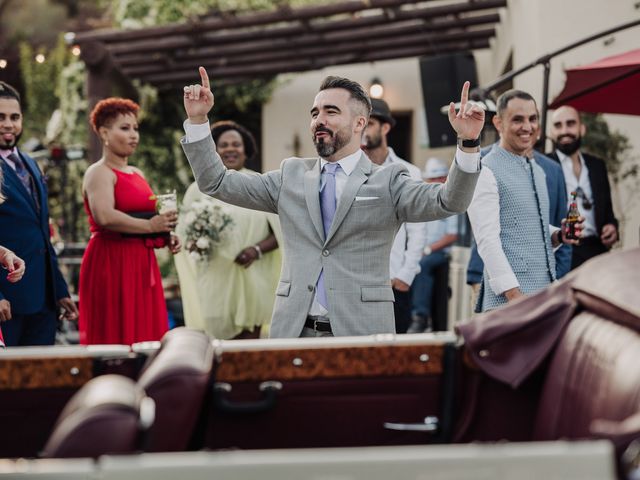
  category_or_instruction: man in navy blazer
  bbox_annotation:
[466,143,572,291]
[0,81,78,346]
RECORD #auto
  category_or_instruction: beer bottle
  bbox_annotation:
[565,191,580,240]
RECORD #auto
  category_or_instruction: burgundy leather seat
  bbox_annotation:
[533,310,640,443]
[41,375,154,458]
[457,248,640,455]
[137,327,214,452]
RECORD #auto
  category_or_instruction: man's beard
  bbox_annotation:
[313,127,350,158]
[554,134,581,155]
[0,131,21,150]
[362,131,382,150]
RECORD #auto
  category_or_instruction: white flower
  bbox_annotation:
[189,251,202,262]
[196,237,210,249]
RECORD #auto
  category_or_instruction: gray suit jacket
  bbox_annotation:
[183,135,479,337]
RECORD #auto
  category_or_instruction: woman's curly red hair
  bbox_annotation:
[89,97,140,133]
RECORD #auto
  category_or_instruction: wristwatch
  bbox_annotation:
[457,137,481,148]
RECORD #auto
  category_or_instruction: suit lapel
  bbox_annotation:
[583,154,604,231]
[304,159,324,241]
[325,153,371,245]
[1,158,40,218]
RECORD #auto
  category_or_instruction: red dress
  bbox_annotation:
[79,168,168,345]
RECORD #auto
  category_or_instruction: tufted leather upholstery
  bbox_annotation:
[41,375,152,458]
[458,247,640,456]
[137,327,214,452]
[533,248,640,447]
[533,311,640,442]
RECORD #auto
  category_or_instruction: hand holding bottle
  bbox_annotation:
[560,191,584,245]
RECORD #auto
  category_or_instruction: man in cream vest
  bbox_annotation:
[468,90,582,312]
[181,67,484,338]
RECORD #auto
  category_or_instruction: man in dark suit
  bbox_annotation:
[548,105,618,269]
[0,81,78,346]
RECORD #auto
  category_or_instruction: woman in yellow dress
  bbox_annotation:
[175,121,282,339]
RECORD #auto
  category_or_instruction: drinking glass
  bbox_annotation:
[156,190,178,215]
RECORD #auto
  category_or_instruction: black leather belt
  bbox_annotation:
[305,315,332,333]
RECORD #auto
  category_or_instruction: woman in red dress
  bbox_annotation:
[79,98,181,345]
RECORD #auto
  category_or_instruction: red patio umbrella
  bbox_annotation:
[549,48,640,115]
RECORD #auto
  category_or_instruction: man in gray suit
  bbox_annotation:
[181,67,484,338]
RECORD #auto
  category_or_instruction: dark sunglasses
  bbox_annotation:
[575,187,592,210]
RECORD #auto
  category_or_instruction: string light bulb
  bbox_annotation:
[369,77,384,99]
[35,54,46,63]
[0,59,7,69]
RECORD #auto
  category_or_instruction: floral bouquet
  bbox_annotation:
[182,199,234,264]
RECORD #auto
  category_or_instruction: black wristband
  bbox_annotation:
[457,137,481,148]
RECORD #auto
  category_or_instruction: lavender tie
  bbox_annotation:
[8,153,34,196]
[316,163,339,309]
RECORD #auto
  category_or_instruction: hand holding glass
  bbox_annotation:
[156,191,178,234]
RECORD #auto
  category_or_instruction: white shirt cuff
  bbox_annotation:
[394,269,418,287]
[183,119,211,143]
[454,147,480,173]
[488,272,520,296]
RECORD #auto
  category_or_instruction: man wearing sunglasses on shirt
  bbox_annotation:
[548,106,618,269]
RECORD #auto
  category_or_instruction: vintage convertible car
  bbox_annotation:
[0,247,638,479]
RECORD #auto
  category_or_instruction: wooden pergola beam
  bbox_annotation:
[69,0,504,90]
[82,0,505,56]
[73,0,429,43]
[139,38,491,86]
[121,28,496,78]
[113,13,500,68]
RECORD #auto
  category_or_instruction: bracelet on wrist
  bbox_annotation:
[252,245,263,259]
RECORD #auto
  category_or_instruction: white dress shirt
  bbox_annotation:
[555,149,597,238]
[468,161,560,296]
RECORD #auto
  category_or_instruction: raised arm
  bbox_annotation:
[181,67,281,214]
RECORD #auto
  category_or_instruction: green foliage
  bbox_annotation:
[48,58,91,243]
[56,60,89,147]
[581,113,636,183]
[17,35,90,243]
[18,37,71,140]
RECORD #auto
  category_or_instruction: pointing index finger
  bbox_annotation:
[199,66,210,90]
[460,81,470,109]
